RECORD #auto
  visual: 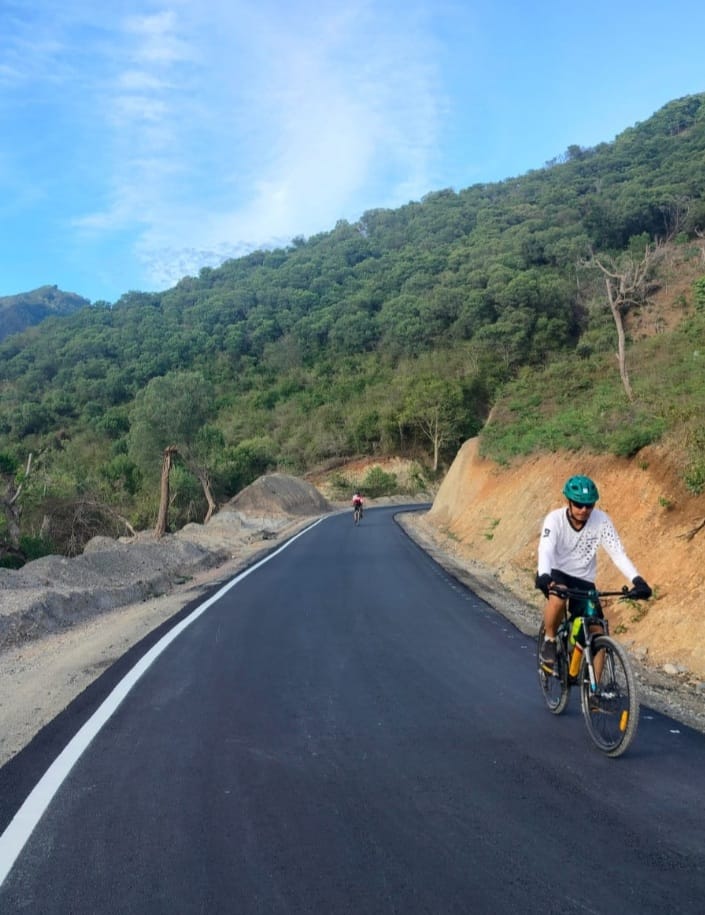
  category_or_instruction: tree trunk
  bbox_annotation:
[195,467,217,523]
[605,278,634,402]
[2,492,22,551]
[418,409,443,472]
[155,446,178,539]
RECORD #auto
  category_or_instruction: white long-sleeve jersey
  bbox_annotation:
[537,507,639,583]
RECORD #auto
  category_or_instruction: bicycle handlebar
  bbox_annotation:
[547,585,646,601]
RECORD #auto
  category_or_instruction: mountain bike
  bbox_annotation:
[353,504,363,525]
[537,586,643,758]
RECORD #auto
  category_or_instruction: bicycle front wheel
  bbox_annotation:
[579,635,639,758]
[537,624,569,714]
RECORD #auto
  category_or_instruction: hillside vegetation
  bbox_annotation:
[0,286,90,343]
[1,93,705,563]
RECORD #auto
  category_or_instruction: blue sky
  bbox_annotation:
[1,0,704,305]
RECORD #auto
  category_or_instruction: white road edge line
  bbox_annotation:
[0,517,324,887]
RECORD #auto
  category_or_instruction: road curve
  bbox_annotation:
[1,506,704,913]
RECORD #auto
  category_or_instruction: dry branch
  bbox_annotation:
[679,518,705,541]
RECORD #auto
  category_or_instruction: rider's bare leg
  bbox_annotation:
[589,625,606,682]
[543,593,567,639]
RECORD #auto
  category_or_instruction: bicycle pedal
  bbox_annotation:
[588,692,615,711]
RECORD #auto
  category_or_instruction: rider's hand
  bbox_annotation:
[535,573,552,597]
[629,575,652,599]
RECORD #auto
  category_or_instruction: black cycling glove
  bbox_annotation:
[630,575,652,599]
[535,573,552,597]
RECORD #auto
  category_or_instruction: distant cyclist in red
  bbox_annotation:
[352,492,364,523]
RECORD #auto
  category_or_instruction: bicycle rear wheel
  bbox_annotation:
[537,624,569,714]
[579,635,639,757]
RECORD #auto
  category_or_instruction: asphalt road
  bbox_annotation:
[1,506,704,914]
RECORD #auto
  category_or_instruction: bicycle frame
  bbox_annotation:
[568,614,607,693]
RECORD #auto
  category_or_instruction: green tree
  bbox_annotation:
[402,376,465,471]
[219,437,277,495]
[129,371,218,530]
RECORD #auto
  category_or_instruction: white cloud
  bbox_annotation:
[4,1,447,292]
[67,0,445,288]
[123,10,191,64]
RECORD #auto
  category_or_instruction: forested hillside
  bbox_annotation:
[1,93,705,563]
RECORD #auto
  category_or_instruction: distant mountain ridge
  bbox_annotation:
[0,285,90,342]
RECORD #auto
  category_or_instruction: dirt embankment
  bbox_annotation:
[401,437,705,731]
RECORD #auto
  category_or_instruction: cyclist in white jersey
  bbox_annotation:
[536,475,652,670]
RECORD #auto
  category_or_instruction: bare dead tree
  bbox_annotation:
[193,466,217,523]
[658,196,690,242]
[69,501,137,540]
[679,518,705,541]
[39,498,140,556]
[582,242,664,401]
[155,445,178,539]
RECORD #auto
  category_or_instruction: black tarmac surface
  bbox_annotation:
[1,506,704,913]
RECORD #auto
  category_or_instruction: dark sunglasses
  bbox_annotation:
[570,500,595,510]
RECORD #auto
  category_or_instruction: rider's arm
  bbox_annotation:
[537,512,557,577]
[536,513,559,596]
[599,516,639,581]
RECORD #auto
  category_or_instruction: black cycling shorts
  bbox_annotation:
[550,569,603,619]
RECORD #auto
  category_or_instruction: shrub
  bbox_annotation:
[693,276,705,311]
[684,460,705,495]
[607,418,665,457]
[19,534,55,562]
[329,472,355,499]
[361,466,398,497]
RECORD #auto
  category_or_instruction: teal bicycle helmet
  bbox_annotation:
[562,475,599,504]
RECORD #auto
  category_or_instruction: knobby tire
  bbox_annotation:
[579,635,639,758]
[537,623,570,715]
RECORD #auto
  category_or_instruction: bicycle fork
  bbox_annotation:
[575,616,605,693]
[583,642,599,693]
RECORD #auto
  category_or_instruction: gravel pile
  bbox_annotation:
[0,474,332,651]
